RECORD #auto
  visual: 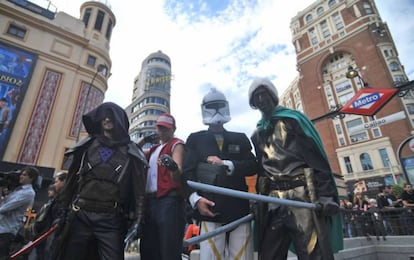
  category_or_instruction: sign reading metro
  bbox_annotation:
[340,88,398,116]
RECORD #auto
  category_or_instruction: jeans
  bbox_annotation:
[140,196,185,260]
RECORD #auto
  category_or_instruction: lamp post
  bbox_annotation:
[76,64,108,142]
[387,158,398,185]
[345,66,369,88]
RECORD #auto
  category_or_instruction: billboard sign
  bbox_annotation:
[0,42,37,158]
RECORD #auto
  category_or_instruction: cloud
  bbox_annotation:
[29,0,414,141]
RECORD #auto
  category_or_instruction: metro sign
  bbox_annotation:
[340,88,398,116]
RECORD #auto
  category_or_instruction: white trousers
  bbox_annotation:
[199,221,253,260]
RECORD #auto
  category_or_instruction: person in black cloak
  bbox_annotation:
[50,102,147,260]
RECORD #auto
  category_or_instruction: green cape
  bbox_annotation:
[257,106,344,253]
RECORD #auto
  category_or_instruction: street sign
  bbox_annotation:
[340,88,398,116]
[348,111,406,134]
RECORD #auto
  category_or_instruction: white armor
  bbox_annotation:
[201,88,231,125]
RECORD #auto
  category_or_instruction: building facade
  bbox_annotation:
[126,50,172,143]
[284,0,413,197]
[0,0,115,176]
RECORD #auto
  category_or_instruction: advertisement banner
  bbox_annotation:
[0,42,37,158]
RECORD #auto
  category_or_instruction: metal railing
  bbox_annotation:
[340,207,414,240]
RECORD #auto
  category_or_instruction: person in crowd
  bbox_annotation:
[352,191,371,238]
[366,198,386,240]
[33,184,57,260]
[376,185,401,235]
[248,77,343,260]
[0,166,39,259]
[139,113,186,260]
[400,183,414,235]
[50,102,147,259]
[183,87,257,260]
[31,172,68,260]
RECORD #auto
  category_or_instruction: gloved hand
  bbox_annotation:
[143,133,159,144]
[159,154,178,171]
[316,196,339,216]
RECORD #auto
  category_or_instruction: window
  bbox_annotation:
[344,156,353,173]
[94,10,105,31]
[305,14,313,23]
[317,7,324,15]
[384,50,389,57]
[338,92,354,105]
[320,20,328,30]
[346,118,368,143]
[87,55,96,66]
[407,103,414,114]
[82,8,92,27]
[105,19,113,40]
[7,24,26,39]
[332,12,344,31]
[363,3,373,15]
[339,137,345,146]
[389,61,400,71]
[309,28,318,45]
[328,0,336,8]
[360,153,373,170]
[335,124,342,134]
[379,148,389,167]
[372,128,381,138]
[394,75,405,83]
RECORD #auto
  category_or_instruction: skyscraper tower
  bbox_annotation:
[126,50,172,143]
[284,0,413,196]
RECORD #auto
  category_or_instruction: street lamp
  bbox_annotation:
[76,64,108,141]
[346,66,369,88]
[386,158,398,185]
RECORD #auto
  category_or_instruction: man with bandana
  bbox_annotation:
[183,88,257,260]
[51,102,147,259]
[248,78,343,260]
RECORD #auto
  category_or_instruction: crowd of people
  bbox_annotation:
[0,77,413,260]
[340,184,414,240]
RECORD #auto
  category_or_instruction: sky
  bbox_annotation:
[32,0,414,141]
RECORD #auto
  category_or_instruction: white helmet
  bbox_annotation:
[201,88,231,125]
[248,77,279,109]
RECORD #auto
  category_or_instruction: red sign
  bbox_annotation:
[339,88,398,116]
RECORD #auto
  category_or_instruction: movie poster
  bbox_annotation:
[0,42,37,158]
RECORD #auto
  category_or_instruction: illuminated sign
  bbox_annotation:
[340,88,398,116]
[145,75,174,86]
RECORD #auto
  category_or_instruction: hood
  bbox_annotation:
[82,102,130,145]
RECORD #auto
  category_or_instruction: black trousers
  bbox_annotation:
[61,210,124,260]
[0,233,14,259]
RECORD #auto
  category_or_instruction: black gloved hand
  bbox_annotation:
[159,154,178,171]
[144,133,159,144]
[317,196,339,216]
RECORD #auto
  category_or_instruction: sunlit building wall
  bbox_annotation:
[283,0,413,197]
[0,0,115,174]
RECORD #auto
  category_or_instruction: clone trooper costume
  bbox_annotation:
[183,88,257,260]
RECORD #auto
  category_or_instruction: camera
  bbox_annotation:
[0,170,21,191]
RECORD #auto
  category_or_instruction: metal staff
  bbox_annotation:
[183,213,254,246]
[187,181,316,209]
[9,224,58,260]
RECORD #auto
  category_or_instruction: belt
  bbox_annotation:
[269,175,306,191]
[72,198,119,213]
[146,190,180,200]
